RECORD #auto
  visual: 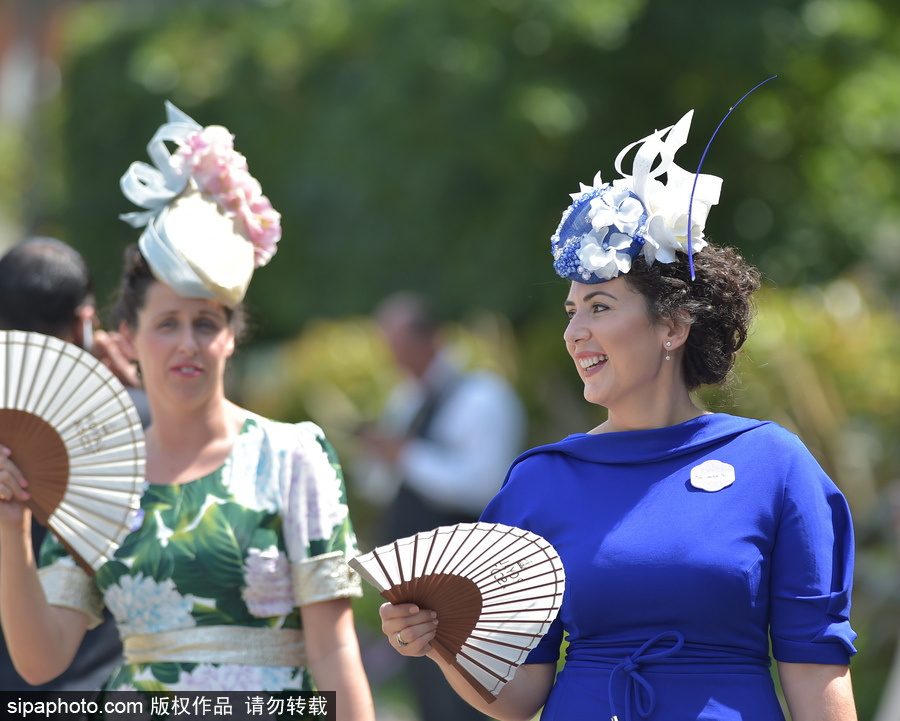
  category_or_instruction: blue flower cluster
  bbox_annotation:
[552,241,584,279]
[550,188,603,279]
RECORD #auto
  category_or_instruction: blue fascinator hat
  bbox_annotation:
[551,110,723,284]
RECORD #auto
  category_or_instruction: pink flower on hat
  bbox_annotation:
[175,125,281,268]
[240,195,281,266]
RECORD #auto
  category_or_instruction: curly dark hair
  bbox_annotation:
[109,243,247,341]
[622,243,760,390]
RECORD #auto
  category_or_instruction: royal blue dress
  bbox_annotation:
[479,414,856,721]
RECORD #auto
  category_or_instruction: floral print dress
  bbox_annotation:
[38,413,362,692]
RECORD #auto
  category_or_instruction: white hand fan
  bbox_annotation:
[349,522,565,703]
[0,330,145,575]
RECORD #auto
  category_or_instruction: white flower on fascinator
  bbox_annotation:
[577,229,635,281]
[590,184,645,238]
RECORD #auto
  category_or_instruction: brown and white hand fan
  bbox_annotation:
[349,522,565,702]
[0,330,145,575]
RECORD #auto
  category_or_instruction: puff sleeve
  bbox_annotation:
[282,422,363,607]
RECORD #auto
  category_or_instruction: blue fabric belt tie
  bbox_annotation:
[608,631,684,721]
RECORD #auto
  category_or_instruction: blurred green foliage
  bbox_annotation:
[0,125,25,227]
[20,0,900,335]
[5,0,900,716]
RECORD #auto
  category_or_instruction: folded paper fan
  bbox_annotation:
[0,331,145,575]
[349,522,565,702]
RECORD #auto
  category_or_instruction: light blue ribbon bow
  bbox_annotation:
[117,101,222,302]
[119,101,202,229]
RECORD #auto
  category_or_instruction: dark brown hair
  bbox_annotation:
[110,244,247,340]
[623,243,760,390]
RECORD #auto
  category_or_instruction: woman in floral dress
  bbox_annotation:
[0,103,375,720]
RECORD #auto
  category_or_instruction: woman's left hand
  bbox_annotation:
[379,602,438,656]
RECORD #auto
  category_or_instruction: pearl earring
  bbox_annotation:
[665,341,671,361]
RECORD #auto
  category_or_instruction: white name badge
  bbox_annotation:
[690,459,736,492]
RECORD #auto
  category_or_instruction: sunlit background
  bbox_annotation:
[2,0,900,718]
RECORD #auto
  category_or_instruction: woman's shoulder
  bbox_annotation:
[502,413,811,479]
[710,415,838,499]
[239,410,331,450]
[234,412,344,486]
[241,409,322,434]
[713,413,811,453]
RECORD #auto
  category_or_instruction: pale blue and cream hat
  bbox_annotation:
[119,102,281,307]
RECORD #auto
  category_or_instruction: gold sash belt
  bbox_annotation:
[123,626,307,668]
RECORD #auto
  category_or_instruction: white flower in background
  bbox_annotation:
[104,573,195,636]
[242,546,295,617]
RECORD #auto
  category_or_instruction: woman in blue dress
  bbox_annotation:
[0,103,375,720]
[379,109,858,720]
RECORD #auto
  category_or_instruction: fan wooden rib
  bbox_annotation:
[350,522,565,702]
[0,409,68,521]
[0,331,145,574]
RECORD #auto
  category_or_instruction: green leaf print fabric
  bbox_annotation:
[38,414,362,692]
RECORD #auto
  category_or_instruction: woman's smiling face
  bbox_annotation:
[563,277,673,413]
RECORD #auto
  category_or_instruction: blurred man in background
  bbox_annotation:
[0,236,149,691]
[357,291,526,721]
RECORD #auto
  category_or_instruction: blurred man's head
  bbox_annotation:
[375,292,441,379]
[0,237,95,346]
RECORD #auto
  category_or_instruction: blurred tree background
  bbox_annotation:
[3,0,900,718]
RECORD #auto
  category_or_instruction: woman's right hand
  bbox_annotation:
[0,444,30,527]
[380,602,438,657]
[381,600,555,721]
